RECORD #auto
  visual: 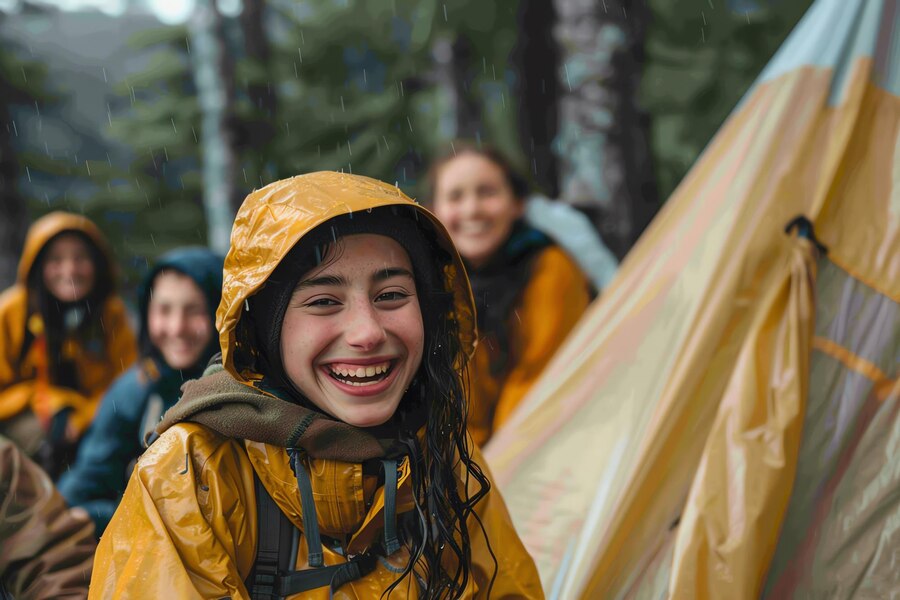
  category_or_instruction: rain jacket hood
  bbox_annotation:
[217,171,475,385]
[16,211,116,287]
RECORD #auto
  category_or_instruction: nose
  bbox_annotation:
[58,258,78,280]
[167,309,190,337]
[344,301,386,351]
[458,192,482,219]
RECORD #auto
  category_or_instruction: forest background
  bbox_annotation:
[0,0,812,293]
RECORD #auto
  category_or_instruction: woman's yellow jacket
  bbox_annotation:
[90,173,544,599]
[467,246,591,447]
[0,212,136,434]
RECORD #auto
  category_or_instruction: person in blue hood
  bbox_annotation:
[58,247,223,534]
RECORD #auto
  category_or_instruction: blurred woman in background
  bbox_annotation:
[59,247,222,534]
[0,212,136,479]
[430,143,593,446]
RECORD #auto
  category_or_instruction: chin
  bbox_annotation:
[165,355,200,371]
[338,404,399,428]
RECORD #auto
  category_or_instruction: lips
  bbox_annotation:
[327,359,393,385]
[320,358,400,396]
[456,220,492,236]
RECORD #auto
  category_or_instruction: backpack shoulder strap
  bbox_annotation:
[248,472,294,600]
[247,469,379,599]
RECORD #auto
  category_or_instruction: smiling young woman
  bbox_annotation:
[58,248,223,535]
[429,143,593,447]
[90,172,543,599]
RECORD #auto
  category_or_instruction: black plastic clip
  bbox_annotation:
[784,215,828,255]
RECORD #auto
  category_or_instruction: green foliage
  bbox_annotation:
[252,0,522,197]
[0,29,59,201]
[642,0,812,199]
[82,24,206,288]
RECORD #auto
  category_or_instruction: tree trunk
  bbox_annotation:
[552,0,658,259]
[239,0,277,181]
[513,0,561,198]
[0,82,27,289]
[431,35,482,143]
[190,0,241,254]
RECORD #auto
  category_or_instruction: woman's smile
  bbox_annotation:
[320,358,400,395]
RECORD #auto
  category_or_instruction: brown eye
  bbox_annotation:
[306,298,340,307]
[376,291,408,302]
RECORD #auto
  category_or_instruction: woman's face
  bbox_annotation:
[432,152,524,268]
[280,234,425,427]
[42,233,96,303]
[147,271,214,371]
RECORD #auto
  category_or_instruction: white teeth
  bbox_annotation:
[328,362,392,381]
[459,221,490,234]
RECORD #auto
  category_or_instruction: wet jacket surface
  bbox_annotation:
[90,173,543,599]
[0,212,137,437]
[467,245,591,447]
[0,435,96,599]
[57,248,223,534]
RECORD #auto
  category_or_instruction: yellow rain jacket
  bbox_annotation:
[468,246,591,447]
[90,172,544,599]
[0,212,136,435]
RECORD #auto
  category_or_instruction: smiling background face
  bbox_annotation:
[41,233,97,303]
[279,234,425,427]
[431,152,524,268]
[147,271,214,371]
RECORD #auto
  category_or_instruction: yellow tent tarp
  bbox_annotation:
[485,0,900,597]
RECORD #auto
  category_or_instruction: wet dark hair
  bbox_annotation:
[238,208,496,598]
[26,229,113,387]
[426,140,530,204]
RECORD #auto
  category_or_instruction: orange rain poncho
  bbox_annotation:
[90,172,544,599]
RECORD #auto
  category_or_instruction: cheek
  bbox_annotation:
[281,314,330,366]
[78,261,96,280]
[393,305,425,360]
[486,197,521,226]
[191,317,214,343]
[432,201,454,225]
[43,263,59,283]
[147,312,166,343]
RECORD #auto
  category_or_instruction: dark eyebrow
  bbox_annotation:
[373,267,414,283]
[294,274,347,291]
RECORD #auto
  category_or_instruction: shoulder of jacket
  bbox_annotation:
[522,246,589,293]
[136,422,236,477]
[0,285,27,316]
[533,245,582,273]
[102,294,129,317]
[101,364,153,412]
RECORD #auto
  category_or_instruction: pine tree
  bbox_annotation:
[0,14,54,287]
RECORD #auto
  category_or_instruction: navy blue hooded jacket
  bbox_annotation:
[58,247,223,534]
